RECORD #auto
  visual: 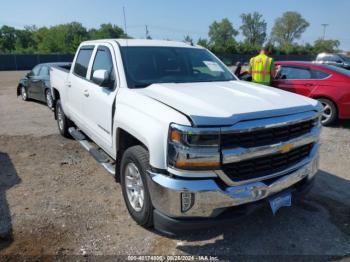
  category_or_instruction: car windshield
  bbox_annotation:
[323,65,350,77]
[120,46,235,88]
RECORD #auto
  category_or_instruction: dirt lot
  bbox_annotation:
[0,71,349,260]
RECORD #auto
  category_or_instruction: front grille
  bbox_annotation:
[221,143,313,182]
[221,119,315,149]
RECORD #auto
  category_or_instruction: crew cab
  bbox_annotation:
[50,39,322,234]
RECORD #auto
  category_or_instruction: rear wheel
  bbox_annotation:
[20,86,28,101]
[318,98,337,126]
[45,89,54,109]
[56,100,73,138]
[120,146,153,228]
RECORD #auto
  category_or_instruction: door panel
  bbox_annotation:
[67,47,95,125]
[27,65,42,98]
[273,65,318,96]
[82,44,118,154]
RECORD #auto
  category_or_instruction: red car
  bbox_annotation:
[272,61,350,125]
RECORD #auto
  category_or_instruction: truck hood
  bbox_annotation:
[135,80,320,126]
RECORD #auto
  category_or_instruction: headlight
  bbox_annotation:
[167,124,220,170]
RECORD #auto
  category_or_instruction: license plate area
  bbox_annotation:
[268,190,292,215]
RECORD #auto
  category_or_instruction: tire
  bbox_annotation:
[120,145,153,228]
[317,98,337,126]
[56,99,73,138]
[20,86,28,101]
[45,89,54,110]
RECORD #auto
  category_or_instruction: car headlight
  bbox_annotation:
[167,123,220,170]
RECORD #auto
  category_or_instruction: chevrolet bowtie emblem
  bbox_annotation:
[280,143,294,153]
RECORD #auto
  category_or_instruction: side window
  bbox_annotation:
[280,66,312,80]
[39,66,49,76]
[312,70,330,79]
[74,47,94,78]
[31,65,41,76]
[91,46,116,88]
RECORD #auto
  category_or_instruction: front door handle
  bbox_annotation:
[304,83,314,87]
[83,89,89,97]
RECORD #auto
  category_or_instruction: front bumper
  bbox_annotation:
[147,146,319,231]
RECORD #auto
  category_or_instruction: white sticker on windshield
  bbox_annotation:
[203,61,224,72]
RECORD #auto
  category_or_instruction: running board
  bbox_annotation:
[68,127,116,176]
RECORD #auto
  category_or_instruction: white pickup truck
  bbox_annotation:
[50,39,322,234]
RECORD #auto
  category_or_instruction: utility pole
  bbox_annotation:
[123,6,127,35]
[145,25,150,39]
[321,24,329,40]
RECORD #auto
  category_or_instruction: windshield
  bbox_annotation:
[120,46,235,88]
[323,65,350,77]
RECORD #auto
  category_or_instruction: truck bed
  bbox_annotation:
[50,66,70,99]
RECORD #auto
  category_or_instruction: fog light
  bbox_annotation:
[181,192,194,213]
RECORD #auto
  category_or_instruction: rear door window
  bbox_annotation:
[311,69,330,79]
[74,47,94,78]
[279,66,312,80]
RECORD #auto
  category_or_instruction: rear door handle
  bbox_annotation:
[83,89,89,97]
[304,83,314,87]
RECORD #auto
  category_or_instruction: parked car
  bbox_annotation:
[50,39,322,234]
[272,61,350,125]
[17,62,71,109]
[314,53,350,70]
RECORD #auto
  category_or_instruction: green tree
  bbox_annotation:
[183,35,193,44]
[208,18,238,53]
[14,26,37,53]
[89,23,127,40]
[0,25,17,52]
[240,12,267,47]
[197,38,210,49]
[271,12,309,49]
[313,39,340,53]
[35,22,88,53]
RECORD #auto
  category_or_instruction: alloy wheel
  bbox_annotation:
[125,162,145,212]
[321,101,333,124]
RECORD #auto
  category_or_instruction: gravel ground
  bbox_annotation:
[0,71,349,260]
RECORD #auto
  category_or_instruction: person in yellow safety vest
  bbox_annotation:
[249,47,275,86]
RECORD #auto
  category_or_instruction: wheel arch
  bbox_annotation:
[52,87,61,119]
[115,128,148,179]
[17,84,23,96]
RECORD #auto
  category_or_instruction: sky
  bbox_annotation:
[1,0,350,51]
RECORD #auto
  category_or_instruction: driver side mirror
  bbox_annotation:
[92,69,110,87]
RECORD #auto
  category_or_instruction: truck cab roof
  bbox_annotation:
[80,39,203,48]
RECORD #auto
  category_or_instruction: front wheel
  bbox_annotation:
[45,89,54,109]
[56,100,73,138]
[20,86,28,101]
[318,98,337,126]
[120,146,153,228]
